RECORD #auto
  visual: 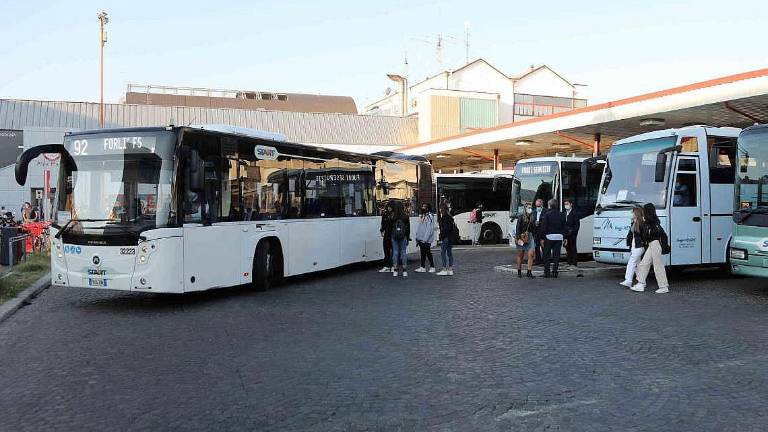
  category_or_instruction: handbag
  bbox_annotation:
[519,231,529,244]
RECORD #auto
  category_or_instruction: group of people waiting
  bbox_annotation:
[378,200,456,277]
[513,198,580,278]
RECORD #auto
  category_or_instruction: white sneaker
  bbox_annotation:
[447,269,454,276]
[655,286,669,294]
[402,271,408,277]
[428,268,436,273]
[630,283,645,292]
[436,270,449,276]
[414,267,426,273]
[392,270,398,277]
[619,280,633,288]
[379,267,390,273]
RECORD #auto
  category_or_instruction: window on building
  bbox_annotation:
[514,93,586,118]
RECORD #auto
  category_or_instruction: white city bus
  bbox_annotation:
[510,155,604,254]
[592,126,740,266]
[15,125,433,293]
[435,171,514,244]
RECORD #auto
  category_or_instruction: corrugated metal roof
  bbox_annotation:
[0,99,418,147]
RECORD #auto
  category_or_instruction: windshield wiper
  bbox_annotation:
[596,202,636,214]
[54,218,115,239]
[734,206,768,223]
[615,200,642,205]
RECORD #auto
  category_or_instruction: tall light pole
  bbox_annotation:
[387,74,407,117]
[98,11,109,128]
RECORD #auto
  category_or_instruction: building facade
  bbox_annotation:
[364,59,587,142]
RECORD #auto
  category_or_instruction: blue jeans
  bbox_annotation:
[391,237,409,268]
[440,239,454,267]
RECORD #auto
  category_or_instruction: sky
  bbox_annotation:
[1,0,766,110]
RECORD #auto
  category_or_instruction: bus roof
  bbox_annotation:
[516,155,592,164]
[64,125,429,165]
[612,125,742,146]
[435,169,514,179]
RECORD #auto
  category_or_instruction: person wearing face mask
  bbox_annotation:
[532,198,546,265]
[514,202,536,278]
[414,203,436,273]
[563,199,580,267]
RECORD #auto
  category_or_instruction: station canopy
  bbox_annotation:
[400,68,768,170]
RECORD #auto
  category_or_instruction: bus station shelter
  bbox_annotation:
[400,68,768,171]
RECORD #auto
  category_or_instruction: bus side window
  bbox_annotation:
[673,173,697,207]
[708,136,736,184]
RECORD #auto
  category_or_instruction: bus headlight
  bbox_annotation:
[730,248,747,260]
[138,254,147,264]
[593,237,601,245]
[54,242,64,260]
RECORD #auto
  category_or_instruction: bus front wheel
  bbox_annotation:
[252,240,282,291]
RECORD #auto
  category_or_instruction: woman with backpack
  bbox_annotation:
[631,203,670,294]
[436,203,455,276]
[620,206,646,287]
[390,201,411,277]
[514,202,536,278]
[414,203,436,273]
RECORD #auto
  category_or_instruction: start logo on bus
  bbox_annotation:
[255,145,279,160]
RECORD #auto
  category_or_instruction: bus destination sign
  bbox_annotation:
[517,163,553,176]
[66,136,157,156]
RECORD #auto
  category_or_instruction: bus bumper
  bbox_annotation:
[593,248,630,264]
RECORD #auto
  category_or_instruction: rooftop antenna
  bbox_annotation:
[412,33,457,72]
[464,22,471,64]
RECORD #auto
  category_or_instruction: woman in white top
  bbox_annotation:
[620,206,646,287]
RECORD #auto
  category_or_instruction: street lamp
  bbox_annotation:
[387,74,407,117]
[98,11,109,128]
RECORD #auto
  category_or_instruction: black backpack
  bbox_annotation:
[392,219,407,240]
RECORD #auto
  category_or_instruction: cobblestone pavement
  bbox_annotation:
[2,247,768,431]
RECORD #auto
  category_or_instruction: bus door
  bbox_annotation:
[670,156,702,265]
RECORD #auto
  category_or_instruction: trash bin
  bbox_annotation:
[0,227,22,266]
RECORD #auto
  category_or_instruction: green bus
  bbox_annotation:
[730,124,768,277]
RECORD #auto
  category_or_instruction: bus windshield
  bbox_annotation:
[510,161,556,217]
[55,131,177,235]
[735,128,768,225]
[600,136,675,209]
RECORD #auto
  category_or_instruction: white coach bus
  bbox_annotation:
[435,171,514,244]
[510,155,604,254]
[592,126,739,266]
[15,125,433,293]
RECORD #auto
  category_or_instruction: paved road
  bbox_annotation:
[1,247,768,431]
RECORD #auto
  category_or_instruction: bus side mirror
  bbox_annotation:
[654,153,667,182]
[580,162,588,188]
[740,154,749,173]
[379,181,389,195]
[188,149,203,192]
[15,143,75,185]
[492,177,499,192]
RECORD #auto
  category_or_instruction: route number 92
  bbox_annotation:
[72,139,89,155]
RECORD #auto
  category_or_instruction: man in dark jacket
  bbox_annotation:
[563,199,580,266]
[532,198,546,264]
[378,202,394,272]
[540,199,565,277]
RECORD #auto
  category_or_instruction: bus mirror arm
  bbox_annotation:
[186,149,204,193]
[15,144,76,185]
[654,145,681,182]
[580,155,606,187]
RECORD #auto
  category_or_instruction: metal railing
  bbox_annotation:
[6,234,30,271]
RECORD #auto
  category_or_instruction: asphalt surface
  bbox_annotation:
[1,246,768,431]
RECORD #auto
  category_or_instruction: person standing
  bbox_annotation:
[21,202,35,224]
[563,199,580,267]
[631,203,670,293]
[415,203,436,273]
[515,202,536,278]
[540,199,565,278]
[532,198,546,265]
[470,202,484,246]
[378,202,394,273]
[390,201,411,277]
[620,206,646,287]
[436,204,455,276]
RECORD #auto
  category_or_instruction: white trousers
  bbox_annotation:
[636,240,669,288]
[472,223,481,244]
[624,246,645,283]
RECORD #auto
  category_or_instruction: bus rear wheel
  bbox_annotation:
[480,223,502,244]
[252,241,280,291]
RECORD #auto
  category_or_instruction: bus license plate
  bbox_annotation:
[88,278,108,287]
[612,253,623,259]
